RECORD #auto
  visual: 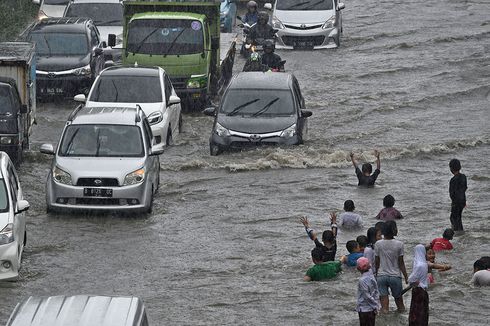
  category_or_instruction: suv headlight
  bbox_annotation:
[124,168,145,186]
[73,64,91,76]
[0,223,14,245]
[272,16,284,30]
[147,111,163,125]
[215,122,230,137]
[322,16,336,29]
[53,166,72,185]
[280,124,297,138]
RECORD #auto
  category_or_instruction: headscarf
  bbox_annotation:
[408,244,429,289]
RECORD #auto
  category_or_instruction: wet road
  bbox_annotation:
[1,0,490,324]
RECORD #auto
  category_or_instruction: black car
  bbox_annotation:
[25,17,105,97]
[203,72,312,155]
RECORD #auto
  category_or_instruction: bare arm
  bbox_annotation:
[300,216,317,241]
[330,212,338,237]
[375,256,380,277]
[350,152,357,169]
[429,262,451,271]
[398,256,408,283]
[303,275,312,282]
[374,150,380,171]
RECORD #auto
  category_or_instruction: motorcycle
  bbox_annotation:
[236,15,255,57]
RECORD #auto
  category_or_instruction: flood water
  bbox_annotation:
[1,0,490,324]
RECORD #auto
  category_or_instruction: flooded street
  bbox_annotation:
[1,0,490,324]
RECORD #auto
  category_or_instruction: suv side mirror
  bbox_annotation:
[74,94,86,103]
[101,41,107,48]
[32,0,40,5]
[168,95,181,106]
[40,143,55,155]
[16,200,30,214]
[301,110,312,118]
[150,146,164,156]
[20,104,28,114]
[264,3,273,10]
[202,107,216,117]
[108,34,116,47]
[338,3,345,10]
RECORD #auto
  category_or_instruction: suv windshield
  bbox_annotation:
[89,76,162,103]
[127,19,204,55]
[44,0,69,4]
[29,32,88,56]
[221,89,295,116]
[0,85,14,115]
[59,125,144,157]
[0,180,8,212]
[276,0,334,11]
[65,3,123,26]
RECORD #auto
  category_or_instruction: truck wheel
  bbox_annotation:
[210,143,222,156]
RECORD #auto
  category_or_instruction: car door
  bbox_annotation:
[142,119,159,189]
[6,162,25,256]
[164,73,181,137]
[89,25,105,77]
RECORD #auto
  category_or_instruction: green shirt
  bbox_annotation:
[306,261,342,281]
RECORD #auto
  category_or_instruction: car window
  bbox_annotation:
[28,32,88,56]
[59,124,144,157]
[0,179,9,212]
[90,27,99,47]
[90,76,163,103]
[7,164,19,196]
[276,0,334,11]
[64,3,123,26]
[164,74,172,104]
[0,85,15,115]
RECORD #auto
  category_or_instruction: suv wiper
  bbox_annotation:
[252,97,280,117]
[304,0,327,10]
[163,27,188,57]
[42,34,52,57]
[226,98,260,116]
[131,27,159,54]
[111,80,119,102]
[64,128,80,156]
[287,1,310,9]
[95,128,101,157]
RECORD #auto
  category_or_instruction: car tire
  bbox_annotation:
[166,128,173,146]
[210,142,222,156]
[146,188,154,214]
[335,34,341,47]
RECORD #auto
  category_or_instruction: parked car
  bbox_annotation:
[40,106,163,213]
[203,72,312,155]
[0,152,30,281]
[272,0,345,49]
[220,0,238,33]
[6,295,149,326]
[74,66,182,149]
[63,0,123,44]
[33,0,70,18]
[24,17,105,98]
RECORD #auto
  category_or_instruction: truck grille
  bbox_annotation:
[282,36,325,47]
[76,178,119,187]
[169,76,189,90]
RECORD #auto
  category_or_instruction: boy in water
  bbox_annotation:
[471,258,490,286]
[350,150,381,187]
[300,214,338,262]
[304,247,342,281]
[356,257,380,326]
[430,228,455,251]
[341,240,364,267]
[449,159,467,231]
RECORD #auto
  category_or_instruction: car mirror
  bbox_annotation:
[101,41,107,48]
[20,104,28,114]
[338,2,345,10]
[108,33,116,47]
[74,94,86,103]
[32,0,40,5]
[94,48,103,56]
[40,143,55,155]
[264,3,273,10]
[301,110,312,118]
[150,146,164,156]
[168,95,181,106]
[202,107,216,117]
[16,200,30,214]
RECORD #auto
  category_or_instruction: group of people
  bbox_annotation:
[299,154,487,325]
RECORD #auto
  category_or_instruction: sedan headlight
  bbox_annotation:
[124,168,145,186]
[53,166,72,185]
[214,122,230,137]
[0,223,14,245]
[322,16,336,29]
[73,64,91,76]
[280,124,297,138]
[272,16,285,30]
[147,111,163,125]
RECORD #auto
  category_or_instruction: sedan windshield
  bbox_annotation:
[44,0,69,4]
[28,32,88,56]
[89,76,162,103]
[127,19,204,55]
[64,3,123,26]
[59,125,144,157]
[220,89,295,116]
[276,0,334,11]
[0,180,8,212]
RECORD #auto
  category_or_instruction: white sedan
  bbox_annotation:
[75,66,182,150]
[0,152,30,281]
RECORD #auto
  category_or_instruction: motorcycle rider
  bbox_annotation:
[261,40,283,71]
[243,52,269,72]
[248,11,275,46]
[243,1,258,25]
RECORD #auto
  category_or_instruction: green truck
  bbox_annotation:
[113,0,236,111]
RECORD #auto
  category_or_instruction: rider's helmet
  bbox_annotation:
[263,40,274,53]
[257,11,269,25]
[247,1,258,12]
[250,52,260,62]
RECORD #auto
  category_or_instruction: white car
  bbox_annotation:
[33,0,69,18]
[0,152,30,281]
[74,66,182,150]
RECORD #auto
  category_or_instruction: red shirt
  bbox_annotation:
[431,238,453,251]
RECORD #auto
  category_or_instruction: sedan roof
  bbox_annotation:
[101,66,161,78]
[229,72,293,90]
[72,106,142,125]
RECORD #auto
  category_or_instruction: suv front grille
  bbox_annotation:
[282,35,325,47]
[76,178,119,187]
[284,24,322,30]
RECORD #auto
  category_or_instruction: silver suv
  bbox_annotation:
[40,106,163,214]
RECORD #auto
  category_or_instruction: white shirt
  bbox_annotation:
[339,212,363,229]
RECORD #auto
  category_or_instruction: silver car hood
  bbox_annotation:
[55,156,146,185]
[97,26,123,44]
[275,9,334,24]
[85,102,164,117]
[40,4,67,17]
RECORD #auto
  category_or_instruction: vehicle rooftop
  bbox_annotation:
[71,106,142,125]
[230,72,293,90]
[131,12,206,21]
[101,66,161,78]
[68,0,122,3]
[31,17,92,33]
[6,295,144,326]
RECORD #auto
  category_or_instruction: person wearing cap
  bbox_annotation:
[356,257,380,326]
[261,40,283,71]
[243,1,258,25]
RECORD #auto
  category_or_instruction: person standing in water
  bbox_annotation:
[448,159,467,232]
[356,257,380,326]
[350,150,381,187]
[408,244,430,326]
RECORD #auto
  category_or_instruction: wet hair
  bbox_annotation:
[361,163,373,174]
[374,221,385,235]
[383,194,395,208]
[356,235,368,249]
[474,259,486,272]
[449,159,461,172]
[311,247,323,262]
[346,240,359,253]
[322,230,335,244]
[443,228,455,240]
[366,227,377,246]
[343,200,355,212]
[480,256,490,269]
[383,220,397,238]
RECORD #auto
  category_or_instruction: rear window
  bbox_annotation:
[89,75,162,103]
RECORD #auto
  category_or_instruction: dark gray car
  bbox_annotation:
[203,72,312,156]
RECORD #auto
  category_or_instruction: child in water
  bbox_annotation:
[376,194,403,220]
[448,158,467,232]
[350,150,381,187]
[425,247,451,284]
[356,257,380,326]
[300,214,338,262]
[304,247,342,281]
[430,228,455,251]
[339,200,363,229]
[341,240,364,267]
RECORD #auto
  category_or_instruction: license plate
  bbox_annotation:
[83,188,113,197]
[46,87,63,94]
[294,41,314,48]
